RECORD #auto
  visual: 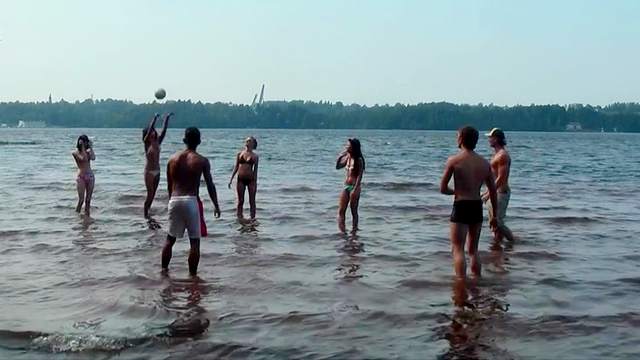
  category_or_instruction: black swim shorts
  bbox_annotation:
[450,200,483,224]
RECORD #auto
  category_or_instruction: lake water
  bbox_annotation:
[1,129,639,359]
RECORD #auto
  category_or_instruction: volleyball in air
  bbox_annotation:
[155,88,166,100]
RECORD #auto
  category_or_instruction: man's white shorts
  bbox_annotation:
[167,196,201,239]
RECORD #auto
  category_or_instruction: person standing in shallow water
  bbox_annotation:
[163,127,221,276]
[336,138,365,233]
[228,137,259,220]
[143,113,172,219]
[482,128,516,242]
[72,135,95,216]
[440,126,498,279]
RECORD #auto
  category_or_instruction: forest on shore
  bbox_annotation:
[1,99,639,132]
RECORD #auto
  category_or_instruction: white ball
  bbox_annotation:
[155,88,166,100]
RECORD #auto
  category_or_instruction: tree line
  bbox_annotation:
[1,99,640,132]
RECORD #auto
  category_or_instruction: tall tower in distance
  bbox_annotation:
[258,84,265,105]
[48,93,52,104]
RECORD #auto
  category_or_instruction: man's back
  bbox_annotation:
[168,150,206,197]
[450,151,491,201]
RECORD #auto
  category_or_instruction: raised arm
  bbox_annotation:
[336,152,348,169]
[158,112,172,144]
[143,114,160,143]
[72,151,83,164]
[87,147,95,161]
[485,169,498,230]
[228,153,240,189]
[440,159,455,195]
[203,159,221,218]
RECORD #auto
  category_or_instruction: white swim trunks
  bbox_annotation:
[167,196,201,238]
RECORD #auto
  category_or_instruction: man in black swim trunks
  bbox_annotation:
[440,126,498,279]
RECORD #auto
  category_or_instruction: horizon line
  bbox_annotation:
[1,98,637,108]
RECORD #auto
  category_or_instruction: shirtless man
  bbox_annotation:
[143,113,171,219]
[440,126,498,279]
[162,127,221,275]
[483,128,515,242]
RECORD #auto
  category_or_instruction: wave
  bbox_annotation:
[522,313,640,338]
[366,181,438,192]
[397,278,450,290]
[0,141,41,146]
[512,250,563,261]
[536,277,578,287]
[277,185,319,193]
[0,313,210,353]
[367,204,450,213]
[545,216,606,225]
[616,277,640,286]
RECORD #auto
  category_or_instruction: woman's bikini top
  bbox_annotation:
[238,155,255,165]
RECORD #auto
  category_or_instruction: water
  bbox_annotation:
[1,129,639,359]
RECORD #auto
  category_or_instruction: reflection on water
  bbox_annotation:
[441,279,512,359]
[158,275,212,338]
[336,233,365,280]
[159,275,209,314]
[440,238,516,358]
[237,218,260,234]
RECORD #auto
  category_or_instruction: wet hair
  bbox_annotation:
[348,138,365,172]
[76,134,90,151]
[459,126,479,150]
[494,134,507,146]
[246,136,258,150]
[183,127,201,149]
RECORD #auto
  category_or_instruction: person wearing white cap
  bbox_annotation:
[483,128,516,242]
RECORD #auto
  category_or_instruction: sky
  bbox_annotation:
[0,0,639,105]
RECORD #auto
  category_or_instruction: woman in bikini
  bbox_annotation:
[143,113,171,218]
[228,137,259,219]
[72,135,96,216]
[336,138,365,233]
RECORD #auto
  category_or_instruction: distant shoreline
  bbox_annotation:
[2,100,639,132]
[0,127,636,135]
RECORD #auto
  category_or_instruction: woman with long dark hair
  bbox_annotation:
[228,137,259,220]
[72,134,96,216]
[336,138,365,233]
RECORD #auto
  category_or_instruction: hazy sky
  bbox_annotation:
[1,0,638,105]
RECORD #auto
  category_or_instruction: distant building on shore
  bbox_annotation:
[565,122,582,131]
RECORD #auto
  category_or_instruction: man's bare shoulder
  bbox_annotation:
[167,151,181,163]
[494,149,511,163]
[446,153,462,166]
[188,152,209,169]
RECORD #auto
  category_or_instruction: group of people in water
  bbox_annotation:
[72,115,513,279]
